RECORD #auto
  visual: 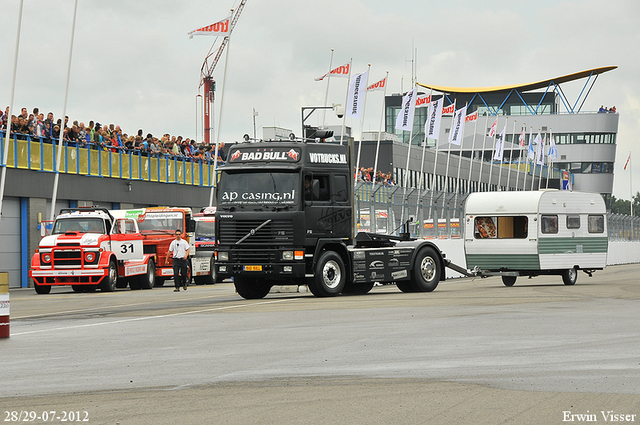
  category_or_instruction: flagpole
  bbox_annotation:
[50,0,79,221]
[478,113,490,191]
[443,100,456,198]
[209,34,232,206]
[415,89,433,222]
[0,0,24,217]
[515,123,524,191]
[454,103,467,206]
[538,130,545,190]
[372,71,389,186]
[487,118,498,191]
[354,65,371,185]
[630,153,634,216]
[546,128,552,189]
[339,59,352,146]
[497,118,508,191]
[530,127,536,191]
[321,49,334,128]
[401,84,417,225]
[505,119,516,190]
[466,109,479,194]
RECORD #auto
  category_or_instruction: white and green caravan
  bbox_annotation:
[464,190,608,286]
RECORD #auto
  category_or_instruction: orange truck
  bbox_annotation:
[29,207,156,294]
[112,207,196,287]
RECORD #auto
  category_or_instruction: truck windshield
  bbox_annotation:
[53,218,105,234]
[195,220,215,240]
[218,171,299,206]
[138,211,184,233]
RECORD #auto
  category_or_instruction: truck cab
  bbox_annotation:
[192,206,219,284]
[215,140,446,299]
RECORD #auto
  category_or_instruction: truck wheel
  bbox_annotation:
[342,282,374,295]
[411,247,440,292]
[396,281,416,293]
[502,276,517,287]
[234,277,271,299]
[562,268,578,285]
[34,283,51,294]
[309,251,346,297]
[100,259,118,292]
[139,259,156,289]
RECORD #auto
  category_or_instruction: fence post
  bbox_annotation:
[0,272,9,338]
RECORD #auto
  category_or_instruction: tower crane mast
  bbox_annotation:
[200,0,246,144]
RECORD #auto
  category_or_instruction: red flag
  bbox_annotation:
[518,130,526,147]
[488,118,498,137]
[624,152,631,170]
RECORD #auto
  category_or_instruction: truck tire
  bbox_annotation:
[34,283,51,294]
[411,247,440,292]
[396,280,416,293]
[342,281,374,295]
[72,285,84,292]
[139,259,156,289]
[562,268,578,285]
[100,259,118,292]
[502,275,517,287]
[309,251,346,297]
[234,277,271,299]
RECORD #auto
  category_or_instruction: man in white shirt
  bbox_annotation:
[166,229,190,292]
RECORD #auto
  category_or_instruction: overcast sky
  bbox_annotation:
[1,0,639,198]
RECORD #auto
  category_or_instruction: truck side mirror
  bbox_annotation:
[187,219,196,233]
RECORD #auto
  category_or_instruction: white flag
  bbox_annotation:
[367,77,386,91]
[493,126,506,160]
[535,133,544,165]
[425,97,444,139]
[449,105,467,146]
[346,70,368,119]
[395,88,417,131]
[188,16,231,38]
[415,93,431,108]
[315,62,350,81]
[488,117,498,137]
[518,130,526,147]
[548,133,558,160]
[465,110,478,122]
[527,132,535,159]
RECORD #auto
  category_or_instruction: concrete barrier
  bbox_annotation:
[0,272,9,338]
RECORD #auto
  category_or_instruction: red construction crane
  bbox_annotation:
[199,0,246,144]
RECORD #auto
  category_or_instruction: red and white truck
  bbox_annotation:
[112,207,196,287]
[29,207,157,294]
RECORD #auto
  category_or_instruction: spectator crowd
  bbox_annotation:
[355,166,396,185]
[0,105,227,164]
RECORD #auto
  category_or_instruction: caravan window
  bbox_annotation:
[588,215,605,233]
[566,215,581,229]
[541,215,558,234]
[474,216,528,239]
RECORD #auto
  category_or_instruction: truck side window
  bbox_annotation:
[566,215,581,229]
[541,215,558,234]
[333,175,348,202]
[588,215,605,233]
[316,175,330,202]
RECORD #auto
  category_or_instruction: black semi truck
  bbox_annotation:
[214,139,450,299]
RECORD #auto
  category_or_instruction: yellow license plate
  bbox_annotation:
[243,265,262,271]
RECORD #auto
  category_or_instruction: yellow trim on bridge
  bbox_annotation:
[416,66,617,93]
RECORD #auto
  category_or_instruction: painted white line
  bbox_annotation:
[12,293,231,319]
[11,298,293,336]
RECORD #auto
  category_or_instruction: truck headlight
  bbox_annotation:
[42,253,52,263]
[85,252,95,262]
[282,251,293,261]
[218,252,229,261]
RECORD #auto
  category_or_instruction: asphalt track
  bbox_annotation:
[2,264,639,424]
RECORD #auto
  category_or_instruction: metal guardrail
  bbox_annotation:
[0,133,217,187]
[607,213,640,241]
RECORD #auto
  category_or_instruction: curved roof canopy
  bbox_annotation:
[416,66,617,94]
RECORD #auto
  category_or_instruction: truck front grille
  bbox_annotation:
[219,219,294,246]
[53,249,82,266]
[230,250,278,263]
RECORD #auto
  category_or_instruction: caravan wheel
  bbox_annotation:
[562,268,578,285]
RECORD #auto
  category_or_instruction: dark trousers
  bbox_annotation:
[172,258,188,288]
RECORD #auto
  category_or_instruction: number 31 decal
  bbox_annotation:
[120,243,134,254]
